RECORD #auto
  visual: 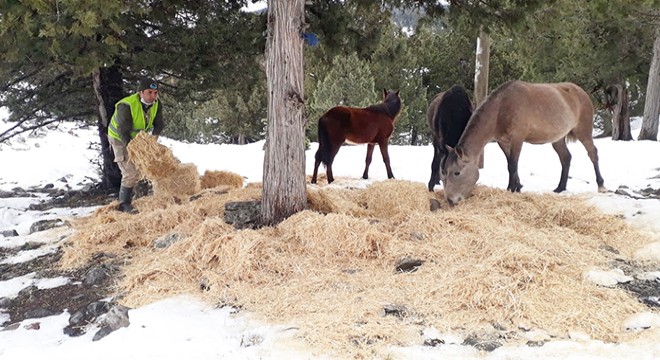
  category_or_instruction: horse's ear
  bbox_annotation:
[395,90,400,96]
[445,145,454,152]
[383,88,387,98]
[455,147,469,162]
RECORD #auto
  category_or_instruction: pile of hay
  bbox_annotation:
[200,170,244,189]
[62,164,657,358]
[126,132,180,179]
[126,132,243,197]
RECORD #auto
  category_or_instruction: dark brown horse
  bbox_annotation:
[426,85,473,191]
[443,80,606,205]
[311,89,402,184]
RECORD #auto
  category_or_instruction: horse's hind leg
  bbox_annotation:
[577,136,606,192]
[312,142,340,184]
[551,139,572,193]
[326,143,343,184]
[378,141,395,179]
[311,148,322,184]
[362,143,375,179]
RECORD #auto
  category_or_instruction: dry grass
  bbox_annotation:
[127,132,201,196]
[126,132,179,179]
[151,163,201,196]
[200,170,244,189]
[62,165,656,359]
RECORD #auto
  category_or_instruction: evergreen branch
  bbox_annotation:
[0,111,95,143]
[0,68,44,93]
[0,118,60,143]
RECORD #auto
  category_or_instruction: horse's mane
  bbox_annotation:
[466,80,517,127]
[365,93,401,119]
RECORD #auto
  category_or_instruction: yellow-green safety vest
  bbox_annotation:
[108,93,159,141]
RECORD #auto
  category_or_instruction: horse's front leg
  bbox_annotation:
[428,138,442,191]
[507,165,522,192]
[362,143,375,179]
[378,141,395,179]
[500,141,523,192]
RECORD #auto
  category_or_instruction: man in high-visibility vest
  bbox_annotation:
[108,77,165,213]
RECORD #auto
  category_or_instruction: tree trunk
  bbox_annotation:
[260,0,307,226]
[474,28,490,168]
[474,28,491,108]
[92,64,125,190]
[599,111,613,138]
[608,84,632,141]
[639,27,660,141]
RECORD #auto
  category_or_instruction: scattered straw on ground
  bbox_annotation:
[62,176,657,359]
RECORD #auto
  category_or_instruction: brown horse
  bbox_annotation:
[311,89,402,184]
[426,85,473,191]
[442,80,606,205]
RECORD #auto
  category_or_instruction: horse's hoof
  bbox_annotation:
[598,186,608,193]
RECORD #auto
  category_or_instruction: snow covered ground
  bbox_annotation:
[1,117,659,359]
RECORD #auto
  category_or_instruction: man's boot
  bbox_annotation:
[118,186,138,214]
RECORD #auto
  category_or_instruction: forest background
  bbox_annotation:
[1,0,659,190]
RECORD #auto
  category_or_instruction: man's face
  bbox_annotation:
[140,89,159,104]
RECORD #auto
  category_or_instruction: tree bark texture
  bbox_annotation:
[639,27,660,141]
[93,64,125,190]
[608,84,632,141]
[474,28,490,168]
[473,29,491,108]
[260,0,307,226]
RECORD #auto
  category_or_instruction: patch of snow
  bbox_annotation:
[584,269,633,287]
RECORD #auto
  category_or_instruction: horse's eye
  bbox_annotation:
[453,171,461,176]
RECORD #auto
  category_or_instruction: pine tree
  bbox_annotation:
[0,0,266,189]
[393,71,428,145]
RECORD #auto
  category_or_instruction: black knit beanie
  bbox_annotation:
[137,77,158,92]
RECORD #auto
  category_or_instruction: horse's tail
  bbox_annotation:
[316,116,332,166]
[565,131,578,143]
[437,85,473,150]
